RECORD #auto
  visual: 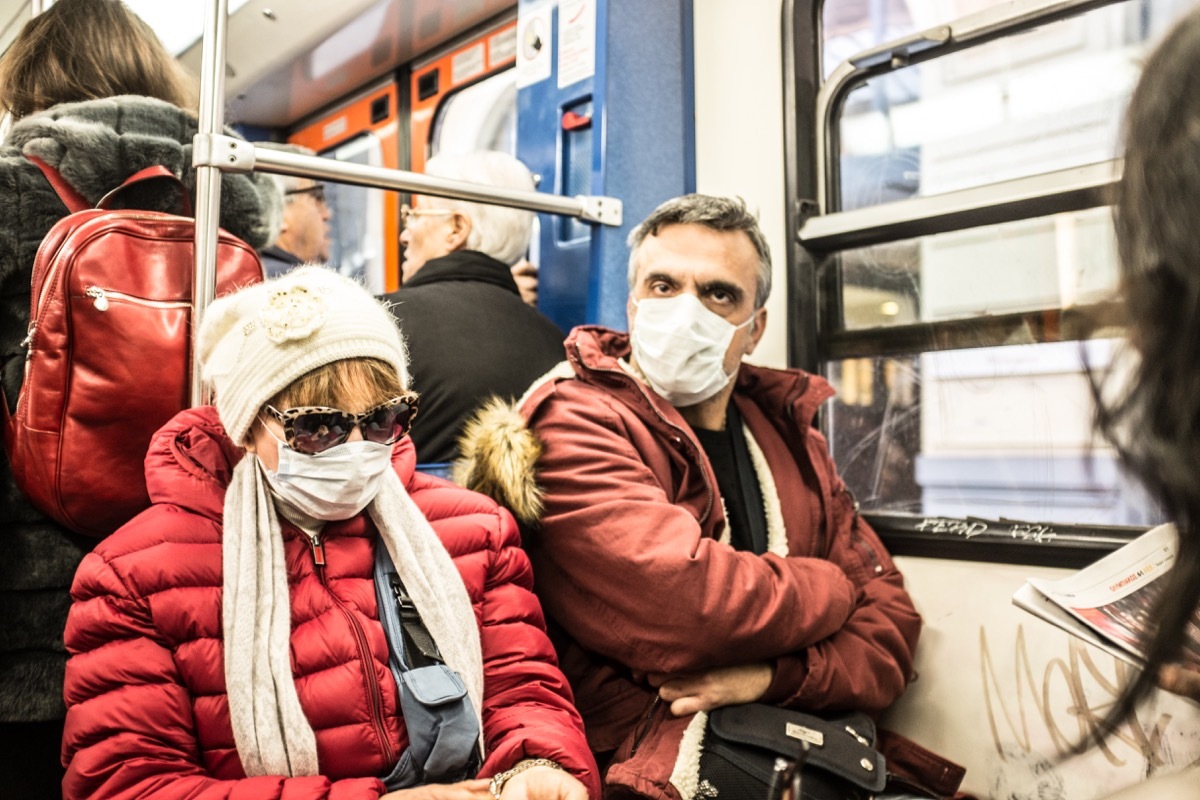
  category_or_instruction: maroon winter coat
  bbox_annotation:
[461,326,923,800]
[61,405,600,800]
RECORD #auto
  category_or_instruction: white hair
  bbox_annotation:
[423,151,535,266]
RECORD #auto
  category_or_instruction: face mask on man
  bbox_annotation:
[260,432,394,520]
[630,293,755,407]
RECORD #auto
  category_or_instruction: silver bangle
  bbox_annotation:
[488,758,565,800]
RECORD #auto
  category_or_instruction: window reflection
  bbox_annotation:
[826,344,1165,527]
[325,135,385,294]
[829,0,1195,210]
[834,209,1120,331]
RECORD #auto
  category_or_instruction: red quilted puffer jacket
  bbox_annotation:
[61,406,599,800]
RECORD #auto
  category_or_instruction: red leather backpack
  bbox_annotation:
[1,157,264,537]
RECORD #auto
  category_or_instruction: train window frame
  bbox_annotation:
[786,0,1160,567]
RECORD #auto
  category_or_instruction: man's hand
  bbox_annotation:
[1157,663,1200,702]
[381,778,492,800]
[511,259,539,307]
[501,764,589,800]
[650,663,774,716]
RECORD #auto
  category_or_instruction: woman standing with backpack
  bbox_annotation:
[0,1,281,793]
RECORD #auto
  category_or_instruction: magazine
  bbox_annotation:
[1012,523,1200,668]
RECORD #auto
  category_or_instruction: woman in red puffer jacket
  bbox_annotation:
[62,267,598,800]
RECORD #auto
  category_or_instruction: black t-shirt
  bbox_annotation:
[691,405,768,554]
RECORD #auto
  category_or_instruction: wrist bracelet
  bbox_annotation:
[488,758,565,800]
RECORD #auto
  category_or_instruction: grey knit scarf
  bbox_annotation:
[222,458,484,777]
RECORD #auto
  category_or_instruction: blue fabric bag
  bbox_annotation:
[373,540,482,789]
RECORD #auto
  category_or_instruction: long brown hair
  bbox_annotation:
[1088,4,1200,745]
[0,0,198,119]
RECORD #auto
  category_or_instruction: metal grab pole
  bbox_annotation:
[193,135,623,227]
[250,146,622,224]
[191,0,229,407]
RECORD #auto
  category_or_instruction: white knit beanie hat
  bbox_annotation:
[197,266,409,444]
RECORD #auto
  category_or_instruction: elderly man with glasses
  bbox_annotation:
[379,150,564,466]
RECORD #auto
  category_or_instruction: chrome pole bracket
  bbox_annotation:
[578,195,623,226]
[192,132,257,173]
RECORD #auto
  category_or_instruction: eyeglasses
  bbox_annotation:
[263,393,419,454]
[286,184,327,204]
[400,203,453,226]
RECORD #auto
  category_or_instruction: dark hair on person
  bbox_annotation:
[1088,5,1200,745]
[0,0,198,119]
[627,194,773,308]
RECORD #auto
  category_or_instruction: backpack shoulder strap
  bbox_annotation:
[26,155,90,214]
[26,155,191,216]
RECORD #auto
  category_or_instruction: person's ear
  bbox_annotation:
[447,212,471,251]
[744,307,768,355]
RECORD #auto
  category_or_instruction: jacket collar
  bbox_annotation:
[562,325,834,427]
[5,94,280,248]
[401,250,520,295]
[453,326,834,528]
[143,405,419,522]
[260,245,304,266]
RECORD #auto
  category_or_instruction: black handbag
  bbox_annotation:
[698,704,887,800]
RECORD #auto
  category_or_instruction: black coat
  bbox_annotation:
[0,96,280,723]
[259,244,304,278]
[381,250,565,464]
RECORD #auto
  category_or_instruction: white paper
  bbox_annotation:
[557,0,596,89]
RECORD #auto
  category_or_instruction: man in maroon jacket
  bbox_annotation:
[458,195,960,800]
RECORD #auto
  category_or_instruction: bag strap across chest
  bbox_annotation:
[373,540,481,789]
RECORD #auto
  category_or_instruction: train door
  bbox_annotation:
[514,0,696,332]
[787,0,1200,795]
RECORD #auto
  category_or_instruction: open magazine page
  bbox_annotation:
[1017,524,1200,668]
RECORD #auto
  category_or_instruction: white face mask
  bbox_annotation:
[630,293,755,407]
[261,432,394,521]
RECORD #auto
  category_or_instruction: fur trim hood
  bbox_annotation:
[4,94,281,247]
[453,396,547,525]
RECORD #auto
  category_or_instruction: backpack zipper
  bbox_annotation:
[84,286,190,311]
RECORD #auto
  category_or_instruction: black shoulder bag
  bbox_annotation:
[698,704,886,800]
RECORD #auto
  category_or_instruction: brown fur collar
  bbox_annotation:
[452,396,545,526]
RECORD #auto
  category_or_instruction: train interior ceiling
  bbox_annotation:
[2,0,1199,798]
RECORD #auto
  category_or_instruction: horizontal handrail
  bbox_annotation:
[800,160,1118,251]
[193,133,624,226]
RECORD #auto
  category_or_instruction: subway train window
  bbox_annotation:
[826,341,1163,528]
[325,134,386,293]
[836,208,1119,331]
[833,1,1164,211]
[429,68,517,157]
[797,0,1196,559]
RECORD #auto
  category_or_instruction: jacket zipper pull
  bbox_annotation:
[309,534,326,567]
[20,321,36,353]
[85,286,109,311]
